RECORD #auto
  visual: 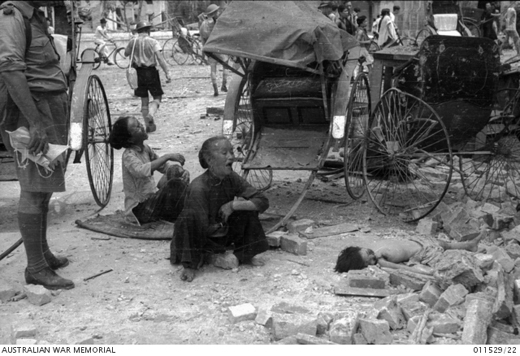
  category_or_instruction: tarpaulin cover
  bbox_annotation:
[203,1,358,69]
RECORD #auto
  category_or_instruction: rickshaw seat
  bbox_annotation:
[433,14,460,36]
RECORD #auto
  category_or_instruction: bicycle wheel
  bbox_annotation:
[114,47,130,69]
[163,38,189,65]
[460,88,520,201]
[80,48,101,70]
[344,72,371,200]
[227,77,273,191]
[369,41,380,54]
[363,89,452,222]
[415,29,432,47]
[191,39,205,65]
[83,75,114,207]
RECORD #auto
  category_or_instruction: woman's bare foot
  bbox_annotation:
[466,233,485,252]
[180,267,196,282]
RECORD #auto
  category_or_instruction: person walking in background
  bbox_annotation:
[199,4,228,97]
[502,2,520,55]
[125,21,171,133]
[0,0,74,290]
[337,1,356,35]
[377,8,398,48]
[94,18,114,65]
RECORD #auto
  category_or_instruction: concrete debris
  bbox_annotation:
[286,219,315,234]
[328,314,359,344]
[461,298,493,344]
[280,234,307,256]
[416,218,439,236]
[358,318,393,344]
[271,312,317,341]
[345,269,386,289]
[0,280,18,303]
[228,303,257,323]
[433,284,468,313]
[23,285,51,306]
[295,333,336,345]
[434,250,484,290]
[419,281,442,307]
[388,269,433,291]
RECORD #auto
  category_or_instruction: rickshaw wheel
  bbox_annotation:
[344,72,370,200]
[363,89,452,222]
[191,40,205,65]
[227,77,273,191]
[114,47,130,69]
[460,88,520,201]
[415,29,431,47]
[163,38,188,65]
[83,75,114,208]
[80,48,101,70]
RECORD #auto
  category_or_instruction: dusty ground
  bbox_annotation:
[0,60,447,345]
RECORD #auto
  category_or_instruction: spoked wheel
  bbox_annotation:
[114,47,129,69]
[462,19,481,37]
[460,88,520,201]
[228,77,273,191]
[81,48,101,70]
[191,40,205,65]
[415,29,431,47]
[363,88,452,221]
[344,72,371,200]
[83,75,114,207]
[163,38,189,65]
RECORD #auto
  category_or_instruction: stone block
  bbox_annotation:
[346,270,385,289]
[428,314,461,334]
[487,326,517,345]
[481,203,500,215]
[474,253,495,271]
[295,333,335,345]
[352,333,368,345]
[419,281,443,307]
[431,201,452,222]
[286,219,315,234]
[23,285,51,306]
[10,324,37,344]
[209,252,239,270]
[0,281,17,303]
[505,243,520,260]
[374,296,406,330]
[502,226,520,244]
[400,301,428,322]
[266,231,286,247]
[228,303,256,323]
[416,218,439,236]
[329,314,359,344]
[270,301,310,314]
[255,308,273,327]
[447,224,481,242]
[487,246,515,273]
[433,284,468,313]
[397,293,420,305]
[280,234,307,256]
[434,250,485,290]
[389,269,431,291]
[493,215,514,231]
[461,298,493,344]
[316,312,333,335]
[275,336,298,344]
[271,312,317,341]
[407,315,421,334]
[358,318,392,344]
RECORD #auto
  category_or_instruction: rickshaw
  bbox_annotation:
[203,1,368,232]
[1,1,113,260]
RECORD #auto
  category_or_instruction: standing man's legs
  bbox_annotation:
[210,60,219,96]
[19,191,74,290]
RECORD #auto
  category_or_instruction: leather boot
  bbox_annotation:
[46,255,69,270]
[213,83,219,97]
[25,267,75,290]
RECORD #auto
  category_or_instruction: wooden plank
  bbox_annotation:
[301,222,359,239]
[334,285,399,298]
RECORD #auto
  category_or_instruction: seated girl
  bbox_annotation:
[170,136,269,282]
[108,116,189,224]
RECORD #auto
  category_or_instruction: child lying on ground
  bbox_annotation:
[335,234,483,275]
[108,115,189,224]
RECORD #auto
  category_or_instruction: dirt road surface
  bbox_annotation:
[1,62,424,345]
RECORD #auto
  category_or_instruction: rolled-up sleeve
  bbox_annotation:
[233,173,269,213]
[0,10,27,73]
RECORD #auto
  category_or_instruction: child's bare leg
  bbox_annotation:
[438,233,483,252]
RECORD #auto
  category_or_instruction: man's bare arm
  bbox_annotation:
[156,50,171,83]
[378,258,434,276]
[1,71,49,155]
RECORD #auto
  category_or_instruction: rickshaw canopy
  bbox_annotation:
[203,1,358,69]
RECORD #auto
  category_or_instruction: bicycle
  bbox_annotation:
[80,40,129,70]
[162,17,206,66]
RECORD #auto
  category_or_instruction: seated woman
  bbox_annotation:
[171,136,269,282]
[108,116,189,224]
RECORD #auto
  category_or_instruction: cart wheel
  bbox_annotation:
[228,77,273,191]
[462,19,481,38]
[114,47,130,69]
[163,38,188,65]
[460,88,520,201]
[363,88,452,221]
[191,40,205,65]
[83,75,114,207]
[415,29,431,47]
[344,72,370,200]
[81,48,101,70]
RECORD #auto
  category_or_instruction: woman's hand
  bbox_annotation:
[167,153,185,165]
[218,201,234,223]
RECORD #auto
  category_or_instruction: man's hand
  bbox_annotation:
[167,153,185,165]
[218,201,234,223]
[165,72,171,83]
[28,124,49,156]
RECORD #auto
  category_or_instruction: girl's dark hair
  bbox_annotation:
[357,15,367,26]
[378,8,391,32]
[108,116,134,150]
[334,246,366,273]
[198,136,227,169]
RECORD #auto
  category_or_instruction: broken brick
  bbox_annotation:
[427,314,461,334]
[266,231,286,247]
[358,318,392,345]
[0,281,17,303]
[388,269,431,291]
[419,281,442,307]
[416,218,439,236]
[461,298,493,344]
[346,270,385,289]
[295,333,335,345]
[433,283,468,313]
[329,314,359,344]
[271,313,317,341]
[23,285,51,306]
[280,234,307,256]
[228,303,257,323]
[255,308,272,328]
[286,219,315,234]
